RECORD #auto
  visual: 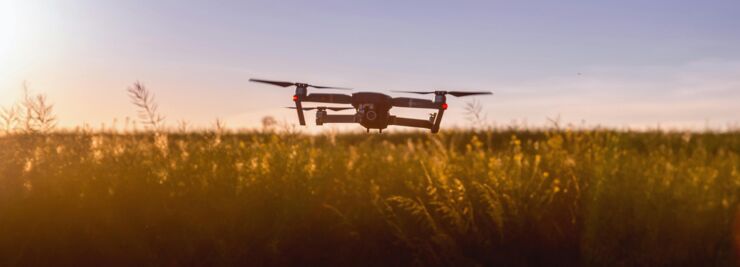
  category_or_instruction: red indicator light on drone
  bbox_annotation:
[441,103,448,110]
[292,95,299,102]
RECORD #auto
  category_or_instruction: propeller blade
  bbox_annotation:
[285,107,317,111]
[393,90,493,97]
[249,79,296,87]
[250,78,351,90]
[447,91,493,97]
[326,107,354,111]
[309,85,353,90]
[391,90,435,95]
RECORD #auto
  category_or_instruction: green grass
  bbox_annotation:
[1,129,738,266]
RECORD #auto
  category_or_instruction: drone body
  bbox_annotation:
[250,78,492,133]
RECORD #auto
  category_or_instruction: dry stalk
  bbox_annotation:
[127,81,165,131]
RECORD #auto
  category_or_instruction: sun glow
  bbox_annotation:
[0,1,20,77]
[0,1,55,103]
[0,1,19,104]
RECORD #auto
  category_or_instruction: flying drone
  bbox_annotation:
[250,78,492,133]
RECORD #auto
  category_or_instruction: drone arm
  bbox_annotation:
[389,116,433,129]
[304,93,353,104]
[391,97,438,109]
[320,114,357,123]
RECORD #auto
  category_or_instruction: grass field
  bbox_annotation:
[1,129,739,266]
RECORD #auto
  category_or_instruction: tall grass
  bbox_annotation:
[0,82,57,134]
[0,129,738,266]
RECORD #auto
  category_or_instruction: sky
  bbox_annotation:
[1,0,739,131]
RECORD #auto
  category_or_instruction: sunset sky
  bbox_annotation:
[1,0,739,131]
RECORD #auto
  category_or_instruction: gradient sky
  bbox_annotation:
[1,0,739,131]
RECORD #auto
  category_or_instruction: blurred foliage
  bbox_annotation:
[0,129,738,266]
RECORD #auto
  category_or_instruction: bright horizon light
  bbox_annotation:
[0,1,21,105]
[1,1,61,105]
[0,1,19,93]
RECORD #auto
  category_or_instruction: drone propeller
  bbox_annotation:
[392,90,492,97]
[285,106,355,111]
[250,78,352,90]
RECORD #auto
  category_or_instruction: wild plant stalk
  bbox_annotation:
[8,82,58,133]
[127,81,165,131]
[261,116,277,132]
[0,105,21,134]
[213,118,227,134]
[177,119,190,133]
[546,114,562,129]
[28,96,56,132]
[464,99,487,127]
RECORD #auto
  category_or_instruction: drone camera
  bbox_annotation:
[366,110,377,121]
[316,110,327,125]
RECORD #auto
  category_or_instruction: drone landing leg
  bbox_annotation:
[294,100,306,126]
[432,108,445,133]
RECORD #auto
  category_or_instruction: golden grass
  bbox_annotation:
[0,129,738,265]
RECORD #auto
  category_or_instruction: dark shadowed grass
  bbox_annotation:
[0,129,739,266]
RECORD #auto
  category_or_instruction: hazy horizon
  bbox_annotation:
[2,0,739,131]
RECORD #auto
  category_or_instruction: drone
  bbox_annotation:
[250,78,492,133]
